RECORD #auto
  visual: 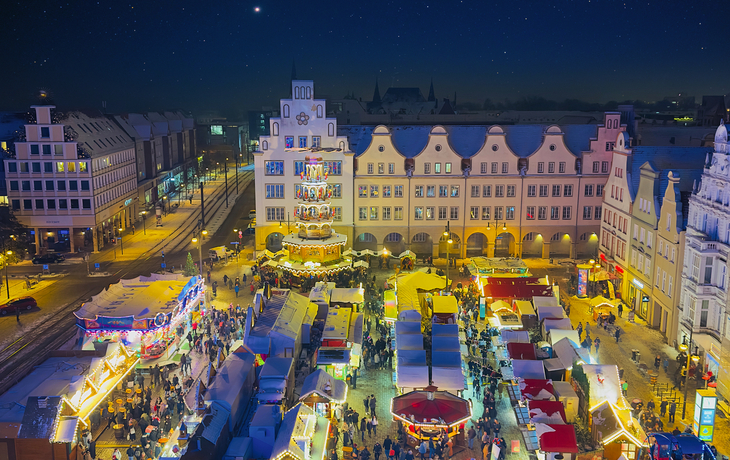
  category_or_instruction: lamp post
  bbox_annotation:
[118,228,124,255]
[224,158,229,208]
[443,222,451,293]
[234,228,243,265]
[141,211,147,235]
[2,242,12,299]
[681,326,695,420]
[193,222,208,277]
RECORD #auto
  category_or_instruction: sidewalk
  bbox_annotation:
[0,276,59,306]
[91,165,253,267]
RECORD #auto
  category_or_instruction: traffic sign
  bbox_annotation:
[230,241,240,245]
[238,231,243,238]
[161,263,167,268]
[43,264,49,270]
[94,263,100,269]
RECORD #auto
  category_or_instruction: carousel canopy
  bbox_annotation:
[528,400,567,424]
[75,274,200,322]
[506,342,537,360]
[535,423,578,453]
[391,388,471,426]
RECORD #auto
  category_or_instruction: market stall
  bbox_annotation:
[331,288,365,310]
[518,378,555,401]
[430,351,465,394]
[432,324,459,337]
[493,308,523,329]
[390,387,472,447]
[502,330,530,344]
[590,296,619,321]
[395,321,422,336]
[528,400,567,424]
[256,357,295,407]
[513,360,547,380]
[396,334,425,351]
[269,403,330,460]
[431,296,458,324]
[316,347,351,380]
[591,401,647,460]
[548,329,581,347]
[507,342,537,360]
[384,289,397,322]
[535,423,579,458]
[431,336,461,353]
[513,299,538,329]
[299,369,348,418]
[75,274,205,361]
[542,318,573,338]
[204,352,257,432]
[395,350,429,393]
[552,381,579,423]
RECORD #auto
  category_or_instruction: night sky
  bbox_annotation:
[1,0,727,114]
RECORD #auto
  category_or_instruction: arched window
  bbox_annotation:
[317,105,323,118]
[283,105,290,118]
[294,87,300,99]
[328,123,334,136]
[272,122,279,136]
[339,141,345,150]
[306,87,312,99]
[262,140,268,150]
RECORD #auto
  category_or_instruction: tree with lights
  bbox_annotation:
[183,252,197,277]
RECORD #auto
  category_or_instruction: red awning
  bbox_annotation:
[528,400,567,424]
[519,379,555,400]
[537,424,578,453]
[483,279,552,300]
[391,389,471,426]
[506,342,537,360]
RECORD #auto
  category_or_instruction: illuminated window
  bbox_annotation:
[56,162,64,172]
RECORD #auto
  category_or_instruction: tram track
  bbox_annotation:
[0,172,253,394]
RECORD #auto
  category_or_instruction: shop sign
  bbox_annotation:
[632,278,644,289]
[124,198,133,206]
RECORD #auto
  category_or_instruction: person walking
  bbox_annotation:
[366,417,372,437]
[655,355,661,371]
[618,302,624,318]
[660,400,668,417]
[374,443,383,460]
[576,322,583,339]
[615,327,621,343]
[594,337,601,355]
[371,415,378,435]
[359,417,366,441]
[369,395,377,416]
[180,354,187,377]
[467,425,476,450]
[418,441,427,460]
[668,401,677,423]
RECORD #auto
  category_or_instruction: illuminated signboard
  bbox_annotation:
[693,389,716,441]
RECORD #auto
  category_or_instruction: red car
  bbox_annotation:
[0,297,37,315]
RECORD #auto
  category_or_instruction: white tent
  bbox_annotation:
[431,367,465,392]
[396,365,429,391]
[582,364,626,408]
[395,321,422,336]
[512,359,547,380]
[542,318,573,337]
[552,337,582,370]
[536,305,565,321]
[395,334,424,351]
[548,329,581,347]
[501,330,530,344]
[353,260,369,268]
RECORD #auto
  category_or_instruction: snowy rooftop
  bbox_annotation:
[75,274,200,321]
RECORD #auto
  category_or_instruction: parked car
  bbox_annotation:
[0,297,37,315]
[32,254,65,264]
[248,209,256,219]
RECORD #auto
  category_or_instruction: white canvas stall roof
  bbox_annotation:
[248,290,309,354]
[533,296,558,308]
[512,359,547,380]
[582,364,625,408]
[309,282,334,305]
[322,307,351,341]
[431,367,465,392]
[396,365,429,389]
[260,357,293,380]
[552,338,582,370]
[395,334,424,351]
[431,351,461,367]
[432,296,458,314]
[543,318,572,333]
[431,336,461,352]
[395,321,422,335]
[514,300,536,316]
[349,313,364,345]
[536,305,565,321]
[548,329,580,347]
[543,358,564,372]
[432,324,459,337]
[205,353,256,412]
[75,274,198,320]
[331,288,364,304]
[501,330,530,344]
[397,350,427,366]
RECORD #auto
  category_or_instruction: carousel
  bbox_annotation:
[74,274,206,361]
[390,386,472,447]
[278,157,352,276]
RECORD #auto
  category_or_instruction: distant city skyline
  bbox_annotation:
[1,0,727,113]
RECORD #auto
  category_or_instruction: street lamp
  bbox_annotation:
[141,211,147,235]
[233,228,243,265]
[3,249,12,299]
[118,227,124,255]
[444,222,451,293]
[193,223,208,277]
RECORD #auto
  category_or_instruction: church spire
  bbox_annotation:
[372,77,381,103]
[427,78,436,102]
